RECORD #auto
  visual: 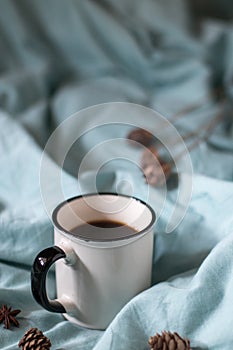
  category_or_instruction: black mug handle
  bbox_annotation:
[31,246,66,313]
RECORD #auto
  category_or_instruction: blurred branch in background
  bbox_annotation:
[188,0,233,21]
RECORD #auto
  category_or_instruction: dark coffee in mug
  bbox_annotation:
[70,220,138,240]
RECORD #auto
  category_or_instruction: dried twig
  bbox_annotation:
[174,107,225,162]
[140,107,225,187]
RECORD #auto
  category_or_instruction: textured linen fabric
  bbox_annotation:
[0,1,233,349]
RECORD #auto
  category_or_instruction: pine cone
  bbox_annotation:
[148,331,191,350]
[140,146,172,186]
[127,128,156,148]
[18,327,51,350]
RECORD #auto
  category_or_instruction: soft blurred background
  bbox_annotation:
[0,0,233,170]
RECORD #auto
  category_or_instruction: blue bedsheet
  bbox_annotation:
[0,1,233,349]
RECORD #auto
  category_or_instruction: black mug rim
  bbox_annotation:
[52,192,156,242]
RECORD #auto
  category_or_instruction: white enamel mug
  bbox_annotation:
[31,193,155,329]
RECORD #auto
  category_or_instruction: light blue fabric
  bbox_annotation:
[0,1,233,349]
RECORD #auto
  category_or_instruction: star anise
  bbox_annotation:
[0,304,21,329]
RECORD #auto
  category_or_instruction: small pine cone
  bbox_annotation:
[143,158,172,187]
[141,146,159,168]
[141,146,172,186]
[18,327,51,350]
[127,128,156,148]
[148,331,191,350]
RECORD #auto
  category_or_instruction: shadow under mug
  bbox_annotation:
[31,193,156,330]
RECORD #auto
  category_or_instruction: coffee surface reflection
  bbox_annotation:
[71,220,138,240]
